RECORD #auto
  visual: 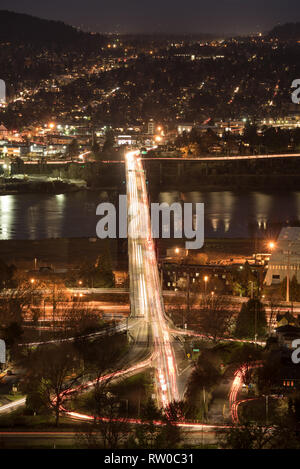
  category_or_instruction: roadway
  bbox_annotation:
[142,152,300,161]
[125,150,179,406]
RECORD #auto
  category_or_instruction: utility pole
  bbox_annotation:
[287,249,290,303]
[254,300,257,345]
[250,280,254,299]
[185,272,190,329]
[52,283,56,336]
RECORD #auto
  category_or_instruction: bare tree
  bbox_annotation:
[267,295,280,335]
[75,332,131,447]
[22,342,84,426]
[0,277,45,327]
[84,385,129,449]
[60,302,102,338]
[195,294,235,342]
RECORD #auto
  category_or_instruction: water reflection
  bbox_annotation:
[161,191,300,238]
[0,190,299,240]
[0,196,13,239]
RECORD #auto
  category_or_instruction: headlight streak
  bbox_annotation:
[60,149,266,433]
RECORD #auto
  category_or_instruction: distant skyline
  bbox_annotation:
[1,0,300,35]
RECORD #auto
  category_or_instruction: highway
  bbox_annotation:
[125,150,179,406]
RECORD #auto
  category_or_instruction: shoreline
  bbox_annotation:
[0,236,260,268]
[0,179,85,196]
[1,172,300,195]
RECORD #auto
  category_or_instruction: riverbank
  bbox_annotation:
[0,237,119,270]
[0,237,261,269]
[0,178,85,195]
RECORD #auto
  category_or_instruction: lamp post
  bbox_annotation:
[268,240,291,304]
[287,248,291,303]
[185,271,190,329]
[204,275,208,294]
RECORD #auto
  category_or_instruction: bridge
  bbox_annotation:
[125,150,179,406]
[141,152,300,161]
[100,151,300,164]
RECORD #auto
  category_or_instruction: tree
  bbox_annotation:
[2,321,23,348]
[75,332,128,382]
[0,278,47,345]
[60,303,102,337]
[91,139,100,157]
[186,358,221,420]
[256,352,283,395]
[22,343,84,426]
[242,123,259,149]
[101,129,115,155]
[0,259,16,290]
[81,387,130,449]
[128,398,182,449]
[228,262,259,297]
[94,249,114,287]
[235,299,267,339]
[67,138,79,159]
[230,343,262,388]
[266,295,280,335]
[79,249,115,288]
[75,334,130,448]
[196,294,235,342]
[219,422,300,449]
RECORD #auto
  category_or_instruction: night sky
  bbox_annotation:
[1,0,300,35]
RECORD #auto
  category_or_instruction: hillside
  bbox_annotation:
[0,10,105,48]
[268,22,300,41]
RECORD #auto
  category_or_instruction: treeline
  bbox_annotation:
[268,22,300,41]
[0,10,106,49]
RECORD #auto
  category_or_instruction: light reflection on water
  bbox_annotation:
[0,190,299,240]
[159,191,300,238]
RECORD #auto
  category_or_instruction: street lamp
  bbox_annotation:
[268,240,291,303]
[268,241,276,251]
[286,245,292,304]
[204,275,208,294]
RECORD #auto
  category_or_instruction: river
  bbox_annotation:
[0,190,299,240]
